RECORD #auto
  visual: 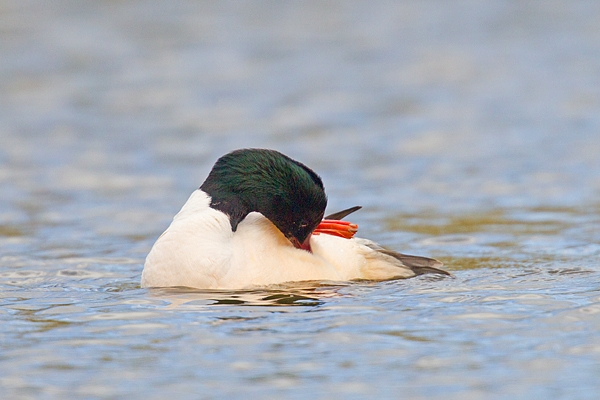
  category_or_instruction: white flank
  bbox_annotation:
[141,190,417,289]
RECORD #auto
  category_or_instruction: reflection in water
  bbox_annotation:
[0,225,27,237]
[419,235,477,245]
[386,206,590,236]
[149,283,351,307]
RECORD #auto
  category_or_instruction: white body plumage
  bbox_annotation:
[141,190,422,289]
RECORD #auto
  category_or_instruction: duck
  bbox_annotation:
[141,148,448,289]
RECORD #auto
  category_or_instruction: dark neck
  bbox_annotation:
[200,180,249,232]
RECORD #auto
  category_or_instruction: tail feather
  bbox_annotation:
[324,206,362,220]
[359,239,450,277]
[381,250,450,276]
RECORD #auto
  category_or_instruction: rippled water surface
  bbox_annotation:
[2,1,600,398]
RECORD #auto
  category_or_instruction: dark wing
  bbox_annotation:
[378,249,450,276]
[324,206,362,220]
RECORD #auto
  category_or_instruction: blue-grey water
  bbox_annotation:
[2,1,600,399]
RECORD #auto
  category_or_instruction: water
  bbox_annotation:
[1,1,600,398]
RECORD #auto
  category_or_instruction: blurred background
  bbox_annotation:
[1,1,600,398]
[3,0,600,216]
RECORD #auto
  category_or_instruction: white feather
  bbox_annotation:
[141,190,420,289]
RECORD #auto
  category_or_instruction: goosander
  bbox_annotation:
[141,149,448,289]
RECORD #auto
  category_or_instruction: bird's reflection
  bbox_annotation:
[147,281,351,307]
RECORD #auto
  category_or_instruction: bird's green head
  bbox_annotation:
[200,149,327,250]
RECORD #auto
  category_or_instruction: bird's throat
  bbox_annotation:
[290,235,312,253]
